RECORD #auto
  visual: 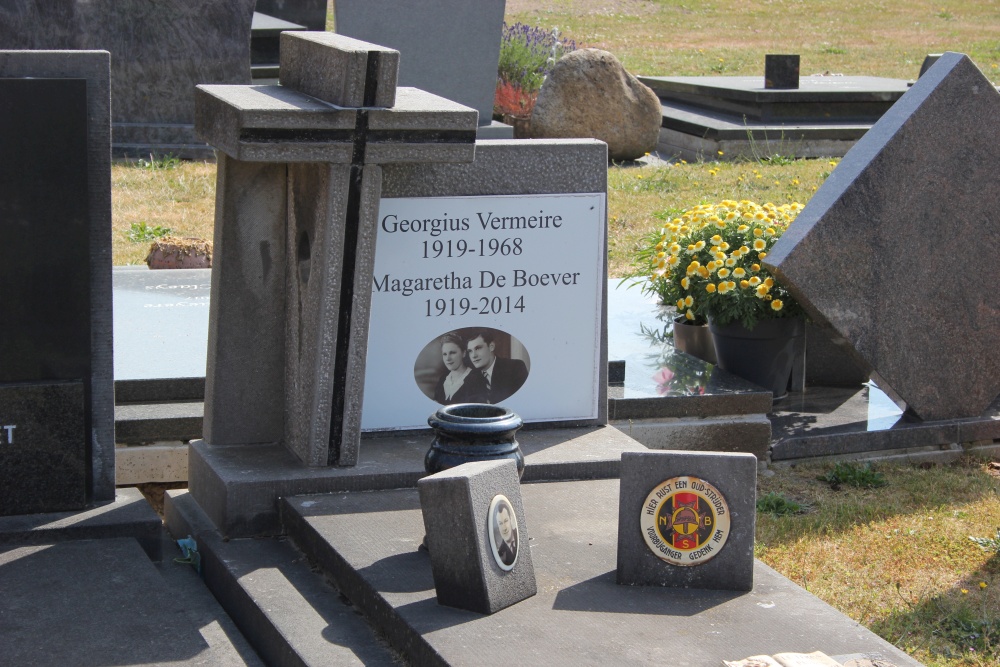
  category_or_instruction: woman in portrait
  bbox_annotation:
[433,332,488,404]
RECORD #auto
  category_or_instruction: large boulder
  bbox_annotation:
[530,49,661,160]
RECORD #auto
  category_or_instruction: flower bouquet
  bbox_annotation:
[634,199,805,329]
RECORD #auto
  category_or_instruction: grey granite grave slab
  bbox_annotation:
[188,425,645,538]
[617,451,757,591]
[0,537,258,666]
[419,460,536,614]
[164,490,399,667]
[197,32,478,468]
[279,478,921,667]
[0,487,161,560]
[0,0,254,157]
[765,53,1000,422]
[334,0,505,127]
[0,51,114,505]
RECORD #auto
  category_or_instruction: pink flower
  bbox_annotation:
[652,367,675,395]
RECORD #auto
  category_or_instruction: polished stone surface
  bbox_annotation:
[0,383,86,515]
[113,267,210,381]
[0,0,254,156]
[766,53,1000,422]
[334,0,505,126]
[607,281,773,419]
[0,51,115,503]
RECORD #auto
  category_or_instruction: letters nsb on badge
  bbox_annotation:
[640,476,731,566]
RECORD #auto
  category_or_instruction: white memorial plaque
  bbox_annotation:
[362,193,606,431]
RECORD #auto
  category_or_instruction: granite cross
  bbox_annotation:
[195,32,477,466]
[765,52,1000,421]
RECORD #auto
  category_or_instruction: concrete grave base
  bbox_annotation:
[0,487,162,560]
[187,425,646,538]
[280,478,921,667]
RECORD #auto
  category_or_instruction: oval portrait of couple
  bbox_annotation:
[413,327,531,406]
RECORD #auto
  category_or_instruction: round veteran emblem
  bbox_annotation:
[639,476,731,566]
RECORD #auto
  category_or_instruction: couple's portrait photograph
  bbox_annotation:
[413,327,531,406]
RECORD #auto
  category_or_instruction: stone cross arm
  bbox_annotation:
[194,84,478,164]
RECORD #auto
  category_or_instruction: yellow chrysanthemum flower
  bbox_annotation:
[686,309,695,320]
[764,277,774,287]
[697,267,709,278]
[755,285,769,298]
[681,277,690,289]
[725,257,736,267]
[737,224,749,232]
[771,299,783,311]
[718,268,730,278]
[733,267,746,278]
[667,255,680,267]
[684,296,694,307]
[759,252,767,259]
[740,280,750,289]
[749,276,761,287]
[753,239,767,251]
[751,263,761,272]
[705,283,717,293]
[753,228,764,237]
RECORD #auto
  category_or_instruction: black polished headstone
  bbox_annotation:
[765,54,800,90]
[0,51,114,512]
[0,79,92,515]
[0,79,91,385]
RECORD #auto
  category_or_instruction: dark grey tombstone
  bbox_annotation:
[334,0,506,130]
[195,32,477,467]
[765,54,800,89]
[617,451,756,591]
[418,459,536,614]
[0,0,255,158]
[765,53,1000,421]
[0,51,114,513]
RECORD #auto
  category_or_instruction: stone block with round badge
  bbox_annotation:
[617,451,757,591]
[418,459,536,614]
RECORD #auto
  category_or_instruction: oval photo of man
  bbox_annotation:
[488,494,519,571]
[413,327,531,406]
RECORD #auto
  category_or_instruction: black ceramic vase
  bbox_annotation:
[425,404,524,477]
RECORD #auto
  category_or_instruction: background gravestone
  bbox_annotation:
[765,52,1000,421]
[334,0,506,132]
[255,0,327,30]
[0,50,114,513]
[0,0,255,157]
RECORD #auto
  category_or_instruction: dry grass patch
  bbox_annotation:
[111,160,216,266]
[608,157,836,277]
[758,458,1000,667]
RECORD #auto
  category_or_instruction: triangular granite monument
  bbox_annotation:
[766,52,1000,421]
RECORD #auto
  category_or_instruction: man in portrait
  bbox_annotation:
[494,501,518,567]
[466,330,528,404]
